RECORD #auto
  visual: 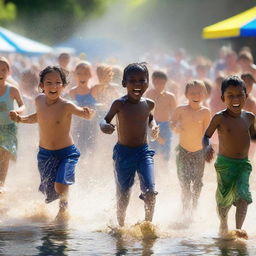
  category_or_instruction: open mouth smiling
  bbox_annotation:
[133,88,142,95]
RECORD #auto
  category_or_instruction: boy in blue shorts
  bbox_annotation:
[100,63,159,226]
[10,66,94,221]
[203,76,256,238]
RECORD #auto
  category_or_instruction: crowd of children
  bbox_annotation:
[1,45,256,237]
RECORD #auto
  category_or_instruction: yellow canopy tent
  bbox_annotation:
[202,7,256,39]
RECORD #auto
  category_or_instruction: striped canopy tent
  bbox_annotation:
[0,27,52,54]
[202,7,256,39]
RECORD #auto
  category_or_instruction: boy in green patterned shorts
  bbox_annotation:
[203,76,256,238]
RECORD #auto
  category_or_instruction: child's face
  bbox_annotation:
[152,77,166,92]
[98,68,113,84]
[185,86,205,106]
[75,65,91,85]
[222,85,247,114]
[0,62,9,82]
[40,71,64,101]
[124,70,148,102]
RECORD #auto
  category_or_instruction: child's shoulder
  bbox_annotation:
[164,90,175,98]
[144,97,155,109]
[242,109,255,120]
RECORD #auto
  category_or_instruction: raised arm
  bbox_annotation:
[10,112,38,124]
[67,102,95,120]
[10,86,25,114]
[170,106,182,133]
[147,99,159,140]
[249,113,256,141]
[202,113,221,162]
[100,100,120,134]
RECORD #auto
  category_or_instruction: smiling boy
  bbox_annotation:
[203,75,256,238]
[100,63,159,226]
[171,80,211,218]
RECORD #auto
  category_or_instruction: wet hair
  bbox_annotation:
[58,52,70,61]
[241,73,256,84]
[0,56,10,70]
[185,80,206,95]
[221,75,246,96]
[39,66,67,85]
[203,78,213,95]
[152,70,168,80]
[122,62,149,85]
[238,51,254,63]
[75,61,91,70]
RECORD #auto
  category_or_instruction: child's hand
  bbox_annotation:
[9,111,21,122]
[151,125,159,141]
[204,145,214,162]
[100,119,115,134]
[83,107,95,120]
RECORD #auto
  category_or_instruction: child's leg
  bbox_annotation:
[137,151,157,222]
[116,188,131,227]
[140,190,157,222]
[191,153,205,209]
[176,146,192,214]
[54,182,69,214]
[0,148,11,190]
[235,199,248,230]
[217,205,231,235]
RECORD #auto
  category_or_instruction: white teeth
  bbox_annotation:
[134,89,141,91]
[233,104,240,107]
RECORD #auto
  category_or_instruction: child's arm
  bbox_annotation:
[100,100,120,134]
[249,113,256,141]
[148,113,160,140]
[202,113,221,162]
[170,107,182,133]
[67,102,95,120]
[9,112,38,124]
[10,86,25,114]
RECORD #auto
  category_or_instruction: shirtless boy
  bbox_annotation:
[11,66,94,220]
[146,71,176,162]
[203,75,256,238]
[171,80,211,216]
[100,63,159,226]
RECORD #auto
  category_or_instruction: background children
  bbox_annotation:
[10,66,94,221]
[100,63,159,226]
[69,61,97,155]
[0,56,25,192]
[203,76,256,238]
[171,80,211,218]
[146,70,176,163]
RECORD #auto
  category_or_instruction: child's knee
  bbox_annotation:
[54,182,68,195]
[139,189,158,202]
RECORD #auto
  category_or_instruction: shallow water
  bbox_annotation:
[1,127,256,255]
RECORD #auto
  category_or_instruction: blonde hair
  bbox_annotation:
[0,56,10,70]
[185,80,206,94]
[75,61,91,70]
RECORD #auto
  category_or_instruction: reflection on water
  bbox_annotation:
[0,223,256,255]
[37,224,69,256]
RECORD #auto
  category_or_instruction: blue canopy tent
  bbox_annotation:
[0,27,52,54]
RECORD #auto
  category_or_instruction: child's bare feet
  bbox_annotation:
[234,229,248,239]
[55,201,69,223]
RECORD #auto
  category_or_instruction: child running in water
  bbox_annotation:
[10,66,94,220]
[203,76,256,238]
[0,57,25,192]
[100,63,159,226]
[146,70,176,163]
[171,80,211,218]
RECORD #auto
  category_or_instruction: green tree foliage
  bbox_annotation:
[4,0,115,44]
[0,0,16,21]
